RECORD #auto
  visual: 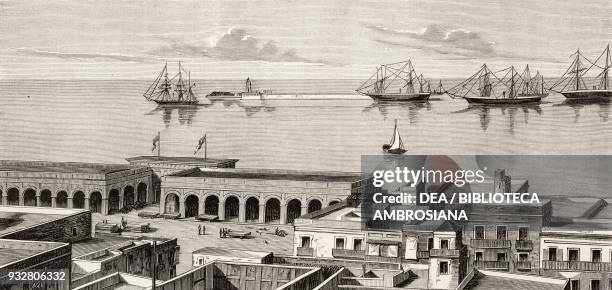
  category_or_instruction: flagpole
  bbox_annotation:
[204,135,207,160]
[157,131,161,157]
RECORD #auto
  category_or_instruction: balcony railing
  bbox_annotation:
[475,261,510,270]
[470,239,512,249]
[542,260,612,272]
[332,248,365,260]
[516,261,532,270]
[430,248,461,258]
[365,255,401,264]
[515,240,533,251]
[417,251,430,259]
[296,247,314,257]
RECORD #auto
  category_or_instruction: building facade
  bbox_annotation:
[161,167,367,223]
[0,160,154,215]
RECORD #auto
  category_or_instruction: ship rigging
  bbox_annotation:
[144,62,198,105]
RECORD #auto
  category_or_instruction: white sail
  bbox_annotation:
[388,123,404,150]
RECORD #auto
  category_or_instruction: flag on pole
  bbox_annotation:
[194,133,207,155]
[151,133,160,153]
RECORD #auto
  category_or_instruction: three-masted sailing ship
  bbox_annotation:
[447,64,547,104]
[382,120,406,154]
[431,80,445,95]
[550,44,612,101]
[143,62,198,105]
[356,60,431,101]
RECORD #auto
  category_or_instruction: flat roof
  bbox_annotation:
[0,160,136,174]
[464,270,566,290]
[0,239,68,267]
[172,167,364,182]
[193,247,271,259]
[127,156,238,165]
[0,206,85,237]
[72,235,137,257]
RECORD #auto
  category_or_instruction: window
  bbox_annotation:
[591,249,601,262]
[475,251,483,262]
[518,227,528,241]
[569,280,579,290]
[158,253,163,265]
[440,239,449,249]
[590,279,600,290]
[548,248,557,261]
[497,253,506,262]
[335,238,345,249]
[197,257,204,265]
[428,238,434,250]
[568,249,579,262]
[519,253,528,262]
[474,226,485,239]
[354,239,363,251]
[300,236,311,248]
[439,261,449,275]
[72,227,78,236]
[496,226,507,240]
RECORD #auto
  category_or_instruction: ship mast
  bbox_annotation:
[604,44,610,90]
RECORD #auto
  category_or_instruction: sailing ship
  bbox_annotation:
[431,80,445,95]
[356,60,431,101]
[447,64,547,104]
[382,120,406,154]
[550,44,612,101]
[143,62,198,105]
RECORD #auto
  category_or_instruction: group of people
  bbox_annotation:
[219,227,231,238]
[197,224,206,235]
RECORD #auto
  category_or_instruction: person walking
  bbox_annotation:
[198,224,202,235]
[202,225,206,235]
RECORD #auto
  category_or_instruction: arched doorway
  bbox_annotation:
[164,193,179,214]
[90,192,102,213]
[224,196,239,221]
[40,190,52,207]
[308,199,322,213]
[245,197,259,222]
[24,189,37,206]
[265,198,281,223]
[108,189,120,213]
[73,191,85,209]
[185,195,199,218]
[56,191,68,208]
[204,195,219,216]
[137,183,147,203]
[286,199,302,224]
[123,186,134,208]
[329,200,340,206]
[7,188,19,205]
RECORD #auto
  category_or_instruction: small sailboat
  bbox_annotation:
[550,44,612,101]
[356,60,431,102]
[432,80,445,95]
[382,120,406,154]
[143,62,198,105]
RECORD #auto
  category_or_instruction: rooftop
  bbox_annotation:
[193,247,271,259]
[0,160,139,174]
[464,270,566,290]
[0,239,68,268]
[72,234,172,258]
[0,206,86,237]
[171,167,364,182]
[126,155,238,166]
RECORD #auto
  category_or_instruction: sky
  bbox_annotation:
[0,0,610,79]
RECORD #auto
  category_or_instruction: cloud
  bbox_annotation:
[364,23,495,57]
[10,47,148,62]
[151,28,318,64]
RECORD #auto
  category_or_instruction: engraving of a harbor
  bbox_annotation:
[1,1,611,289]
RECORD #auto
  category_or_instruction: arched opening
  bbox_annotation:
[185,195,199,218]
[24,189,37,206]
[245,197,259,222]
[73,191,85,209]
[40,189,52,207]
[329,200,340,206]
[224,196,239,221]
[164,193,179,214]
[308,199,322,213]
[90,191,102,213]
[108,189,120,214]
[56,191,68,208]
[7,188,19,205]
[265,198,281,224]
[286,199,302,224]
[123,186,134,208]
[204,195,219,216]
[137,183,147,203]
